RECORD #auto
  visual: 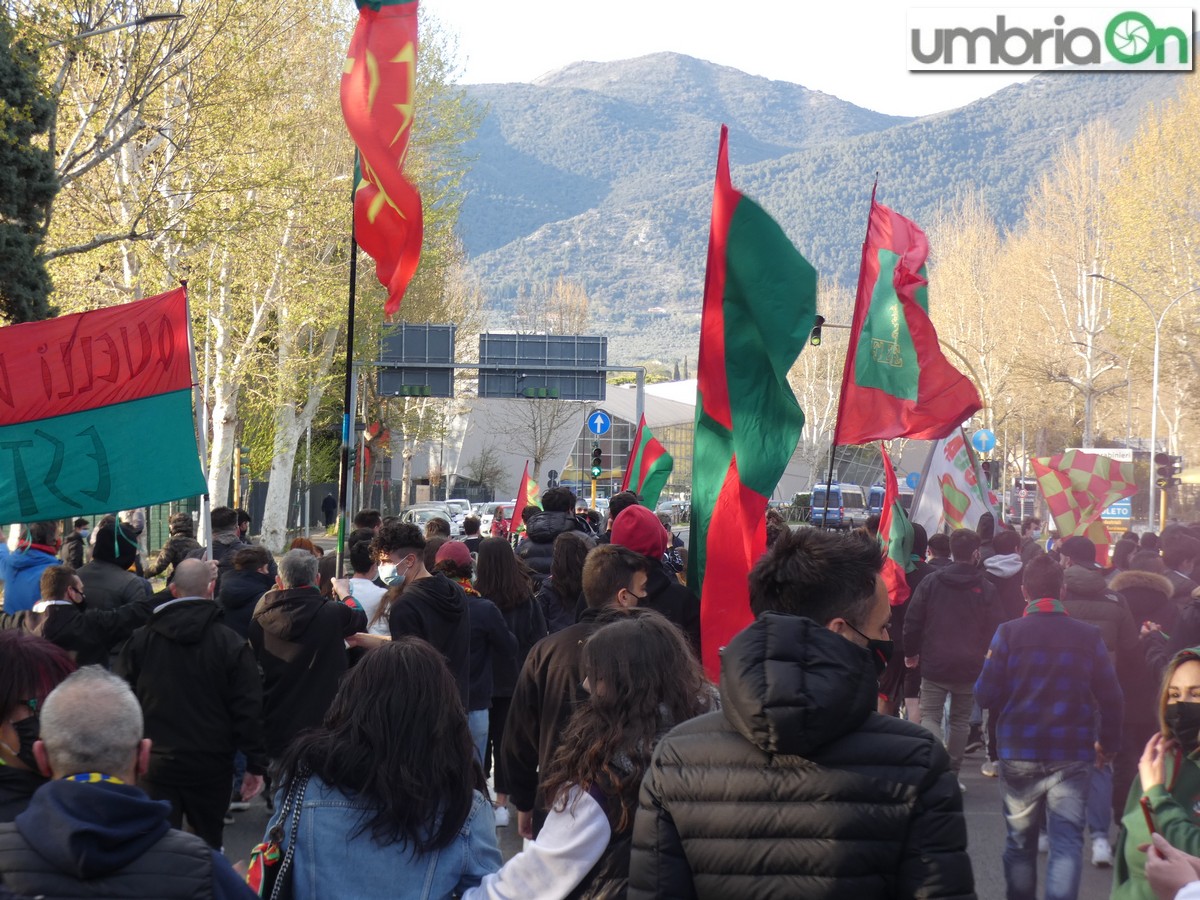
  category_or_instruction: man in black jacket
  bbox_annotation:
[628,526,975,899]
[502,545,649,840]
[249,549,365,759]
[904,527,1004,783]
[368,521,472,707]
[116,559,267,850]
[516,487,592,582]
[0,667,254,899]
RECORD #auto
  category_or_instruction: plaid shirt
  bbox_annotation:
[974,607,1123,761]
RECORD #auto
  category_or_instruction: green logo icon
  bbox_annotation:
[1105,11,1189,64]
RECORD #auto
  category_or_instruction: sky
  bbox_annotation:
[422,0,1033,117]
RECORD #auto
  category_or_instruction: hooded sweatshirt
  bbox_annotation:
[249,586,365,757]
[0,544,61,613]
[116,598,269,781]
[984,552,1025,621]
[0,779,253,899]
[904,562,1005,683]
[389,573,471,708]
[627,615,975,900]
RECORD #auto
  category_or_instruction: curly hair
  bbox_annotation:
[540,610,712,834]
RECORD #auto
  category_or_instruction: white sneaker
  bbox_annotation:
[1038,833,1049,854]
[980,760,998,777]
[1092,835,1113,867]
[493,805,510,827]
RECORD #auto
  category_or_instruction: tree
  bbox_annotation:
[0,19,57,321]
[461,442,505,497]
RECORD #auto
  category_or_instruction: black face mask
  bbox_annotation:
[847,623,895,678]
[1165,702,1200,754]
[6,716,40,771]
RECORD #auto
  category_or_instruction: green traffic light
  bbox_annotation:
[590,465,602,479]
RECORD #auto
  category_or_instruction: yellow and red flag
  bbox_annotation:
[340,0,423,318]
[1030,450,1137,566]
[509,461,540,534]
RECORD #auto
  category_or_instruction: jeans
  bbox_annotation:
[1087,761,1112,837]
[467,708,489,768]
[999,759,1090,900]
[919,678,975,774]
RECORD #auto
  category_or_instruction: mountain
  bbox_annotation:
[457,53,1186,364]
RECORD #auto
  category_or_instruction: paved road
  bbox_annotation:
[220,747,1117,898]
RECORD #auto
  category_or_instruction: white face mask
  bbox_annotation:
[1031,530,1043,540]
[378,564,399,585]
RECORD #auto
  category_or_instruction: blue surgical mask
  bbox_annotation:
[78,529,89,540]
[378,563,399,585]
[1031,530,1043,540]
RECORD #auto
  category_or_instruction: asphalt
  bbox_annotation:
[220,747,1118,898]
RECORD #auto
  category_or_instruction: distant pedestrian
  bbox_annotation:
[321,492,337,527]
[146,512,202,582]
[60,518,89,569]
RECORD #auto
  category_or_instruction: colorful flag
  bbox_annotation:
[341,0,423,318]
[1031,450,1137,565]
[620,415,673,510]
[909,431,1000,537]
[878,448,913,606]
[508,461,540,534]
[833,193,982,445]
[688,126,818,678]
[0,288,206,522]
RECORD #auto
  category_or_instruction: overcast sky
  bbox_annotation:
[423,0,1034,117]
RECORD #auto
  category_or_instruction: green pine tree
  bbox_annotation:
[0,20,57,322]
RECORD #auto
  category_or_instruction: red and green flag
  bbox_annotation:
[878,447,913,606]
[341,0,423,318]
[834,192,981,445]
[0,288,206,522]
[509,461,540,535]
[620,415,673,509]
[1030,450,1137,566]
[688,125,818,678]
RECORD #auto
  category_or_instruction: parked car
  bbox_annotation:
[867,484,915,518]
[399,504,460,536]
[809,483,867,531]
[445,498,471,530]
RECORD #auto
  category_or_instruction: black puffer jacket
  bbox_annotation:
[516,511,590,581]
[628,614,975,899]
[904,562,1004,683]
[217,568,274,639]
[1060,564,1137,665]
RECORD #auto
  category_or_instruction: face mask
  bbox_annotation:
[78,529,89,540]
[378,564,399,585]
[1165,702,1200,754]
[1031,530,1043,540]
[1,716,40,771]
[846,623,895,678]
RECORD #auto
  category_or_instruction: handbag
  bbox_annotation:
[246,773,309,900]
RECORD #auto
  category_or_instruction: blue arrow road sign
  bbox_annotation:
[587,410,611,435]
[905,472,920,490]
[971,429,997,453]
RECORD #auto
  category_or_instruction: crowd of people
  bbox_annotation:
[1,493,1200,899]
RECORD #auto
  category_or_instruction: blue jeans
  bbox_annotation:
[467,709,489,768]
[999,759,1090,900]
[1087,761,1112,837]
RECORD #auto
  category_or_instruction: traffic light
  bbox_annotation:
[239,445,251,475]
[810,314,826,347]
[1155,453,1183,490]
[980,460,992,486]
[590,443,603,479]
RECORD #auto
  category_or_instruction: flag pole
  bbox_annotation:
[334,151,360,578]
[906,438,937,529]
[182,281,212,558]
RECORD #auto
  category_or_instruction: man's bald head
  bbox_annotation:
[170,557,217,599]
[36,667,146,782]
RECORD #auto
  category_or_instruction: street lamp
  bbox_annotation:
[1086,273,1200,531]
[47,13,185,48]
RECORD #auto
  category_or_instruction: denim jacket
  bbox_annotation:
[266,776,501,899]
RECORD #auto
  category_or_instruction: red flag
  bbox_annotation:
[834,194,981,445]
[1031,450,1137,565]
[340,0,423,318]
[508,461,540,534]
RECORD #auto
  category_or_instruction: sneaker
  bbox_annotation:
[1038,833,1049,854]
[228,793,251,812]
[964,727,985,755]
[493,805,511,828]
[958,781,967,793]
[980,760,998,778]
[223,810,235,825]
[1092,835,1113,867]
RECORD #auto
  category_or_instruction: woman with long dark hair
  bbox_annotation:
[535,532,590,634]
[0,631,76,821]
[264,637,501,897]
[465,611,713,898]
[474,537,547,826]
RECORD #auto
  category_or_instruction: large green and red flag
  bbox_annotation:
[833,192,981,445]
[1030,450,1137,566]
[688,126,818,678]
[341,0,423,318]
[620,415,673,509]
[0,288,206,522]
[878,447,913,606]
